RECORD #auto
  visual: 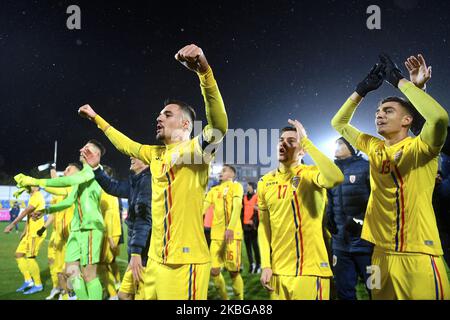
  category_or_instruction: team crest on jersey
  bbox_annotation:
[394,148,404,163]
[349,175,356,183]
[171,152,180,166]
[291,176,300,189]
[223,187,229,196]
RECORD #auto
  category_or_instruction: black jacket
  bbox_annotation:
[326,155,373,253]
[94,167,152,264]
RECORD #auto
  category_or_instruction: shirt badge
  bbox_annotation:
[349,175,356,184]
[394,148,404,163]
[171,152,180,166]
[291,176,300,189]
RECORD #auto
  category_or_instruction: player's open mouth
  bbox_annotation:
[156,124,164,133]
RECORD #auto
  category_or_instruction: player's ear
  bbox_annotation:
[402,114,413,127]
[182,118,190,131]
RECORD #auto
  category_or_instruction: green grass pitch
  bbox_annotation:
[1,222,448,300]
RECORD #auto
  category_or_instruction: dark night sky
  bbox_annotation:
[1,0,450,179]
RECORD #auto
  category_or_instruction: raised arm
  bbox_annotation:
[304,137,344,188]
[331,63,384,146]
[15,164,93,188]
[78,104,145,160]
[95,168,130,199]
[45,185,78,214]
[381,53,449,148]
[399,80,448,148]
[44,187,69,196]
[175,44,228,145]
[289,119,344,189]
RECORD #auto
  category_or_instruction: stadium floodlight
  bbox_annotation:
[37,141,58,171]
[317,136,340,159]
[211,164,223,175]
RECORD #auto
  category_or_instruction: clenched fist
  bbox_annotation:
[78,104,98,121]
[175,44,209,74]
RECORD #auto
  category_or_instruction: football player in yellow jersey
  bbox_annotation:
[45,191,63,300]
[98,165,122,300]
[38,163,81,299]
[331,53,450,300]
[258,120,344,300]
[203,164,244,300]
[78,44,227,300]
[4,187,47,295]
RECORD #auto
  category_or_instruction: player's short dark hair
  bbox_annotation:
[223,164,236,176]
[68,162,82,171]
[164,98,196,128]
[248,181,257,190]
[281,126,296,134]
[87,139,106,157]
[103,165,115,178]
[379,96,425,135]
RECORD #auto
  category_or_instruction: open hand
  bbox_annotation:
[405,54,431,89]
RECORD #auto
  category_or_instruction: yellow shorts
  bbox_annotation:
[144,259,211,300]
[53,240,67,274]
[16,234,46,258]
[101,236,121,264]
[210,239,242,272]
[270,274,330,300]
[371,248,450,300]
[119,268,145,299]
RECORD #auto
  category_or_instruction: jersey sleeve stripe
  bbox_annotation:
[293,192,304,276]
[188,264,193,300]
[431,256,444,300]
[162,172,174,264]
[390,172,402,252]
[393,166,406,252]
[193,265,197,300]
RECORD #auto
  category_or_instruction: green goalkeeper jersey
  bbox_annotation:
[43,163,104,231]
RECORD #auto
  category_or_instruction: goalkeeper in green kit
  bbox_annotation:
[15,140,106,300]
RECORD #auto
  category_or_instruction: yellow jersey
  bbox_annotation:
[356,134,443,255]
[47,187,74,242]
[258,165,333,277]
[205,181,244,240]
[137,137,211,264]
[100,190,122,238]
[94,66,227,265]
[331,81,449,256]
[27,190,46,236]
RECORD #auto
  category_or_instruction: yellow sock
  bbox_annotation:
[62,293,69,300]
[231,273,244,300]
[49,263,58,288]
[212,273,228,300]
[28,258,42,286]
[16,257,32,282]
